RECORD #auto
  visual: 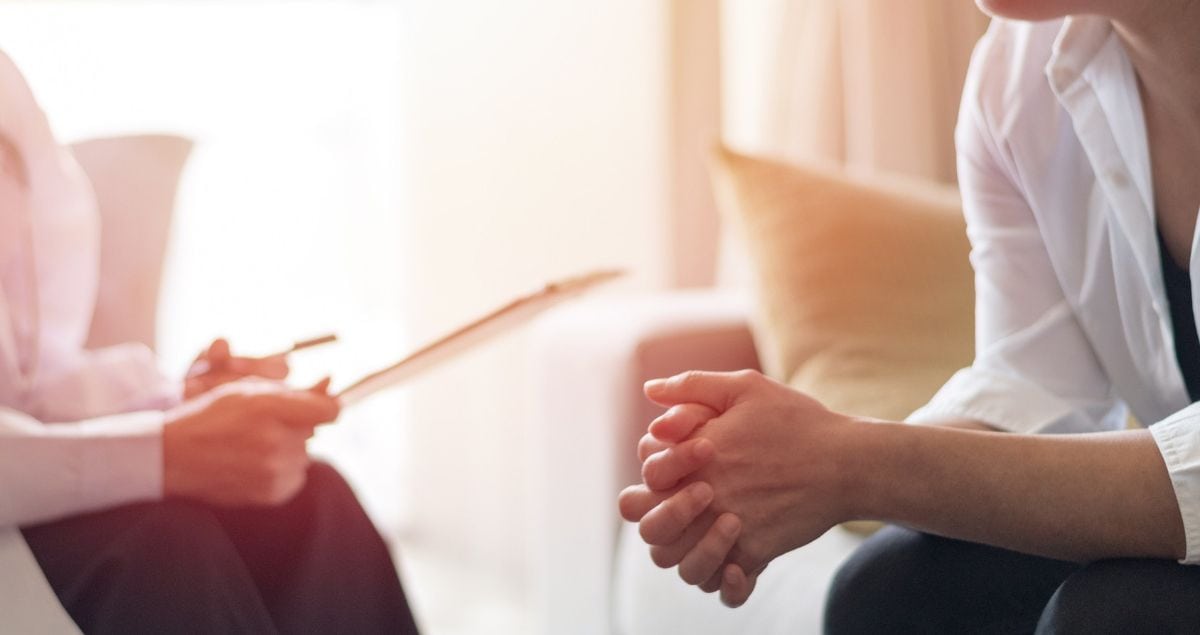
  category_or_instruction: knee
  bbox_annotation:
[299,461,360,510]
[304,461,352,494]
[114,501,237,570]
[824,526,945,634]
[292,462,379,531]
[1037,559,1190,634]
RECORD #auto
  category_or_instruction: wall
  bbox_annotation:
[389,3,673,630]
[0,2,684,633]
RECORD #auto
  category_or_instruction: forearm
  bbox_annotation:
[0,408,165,526]
[848,420,1186,562]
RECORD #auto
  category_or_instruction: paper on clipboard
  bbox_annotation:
[336,269,625,406]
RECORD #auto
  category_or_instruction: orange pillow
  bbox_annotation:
[710,146,974,422]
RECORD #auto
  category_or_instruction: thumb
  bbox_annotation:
[250,386,340,428]
[643,370,755,412]
[208,338,232,364]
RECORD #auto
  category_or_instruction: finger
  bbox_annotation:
[648,510,717,569]
[649,403,720,443]
[703,544,767,595]
[228,354,290,379]
[641,437,715,491]
[678,513,742,585]
[257,354,290,379]
[618,484,672,522]
[188,338,231,378]
[248,388,340,427]
[644,370,756,411]
[310,377,332,395]
[720,565,758,608]
[276,423,315,452]
[637,432,670,463]
[208,338,231,364]
[639,481,713,546]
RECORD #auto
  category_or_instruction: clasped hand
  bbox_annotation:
[618,370,859,607]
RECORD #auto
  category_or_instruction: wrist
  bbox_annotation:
[161,406,200,499]
[835,417,914,524]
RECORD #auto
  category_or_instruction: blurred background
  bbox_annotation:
[0,1,986,633]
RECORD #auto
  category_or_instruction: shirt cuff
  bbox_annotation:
[29,343,180,421]
[73,410,167,510]
[1149,405,1200,564]
[0,409,166,527]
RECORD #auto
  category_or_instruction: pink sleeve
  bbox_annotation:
[0,405,164,527]
[25,344,183,423]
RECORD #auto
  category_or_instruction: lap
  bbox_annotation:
[826,525,1200,635]
[1037,558,1200,634]
[22,497,276,634]
[22,462,416,635]
[825,525,1078,634]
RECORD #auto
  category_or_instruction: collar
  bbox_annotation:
[1046,16,1154,212]
[1046,15,1114,92]
[1046,16,1186,395]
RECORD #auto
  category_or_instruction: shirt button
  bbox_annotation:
[1108,168,1131,188]
[1050,67,1075,89]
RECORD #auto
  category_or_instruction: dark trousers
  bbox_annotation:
[825,525,1200,634]
[21,462,419,635]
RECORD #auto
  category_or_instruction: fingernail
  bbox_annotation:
[717,514,740,536]
[724,566,738,585]
[692,482,713,506]
[693,439,714,460]
[644,378,666,393]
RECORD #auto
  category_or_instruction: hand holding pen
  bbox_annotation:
[183,334,337,400]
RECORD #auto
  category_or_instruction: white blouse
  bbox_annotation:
[0,49,180,629]
[908,16,1200,563]
[0,49,180,527]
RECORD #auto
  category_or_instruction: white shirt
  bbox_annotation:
[0,49,180,630]
[908,16,1200,563]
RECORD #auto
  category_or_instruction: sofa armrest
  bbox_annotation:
[526,290,759,635]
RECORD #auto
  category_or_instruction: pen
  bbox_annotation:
[186,333,339,378]
[279,333,339,355]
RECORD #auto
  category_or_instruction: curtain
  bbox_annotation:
[715,0,989,284]
[721,0,990,183]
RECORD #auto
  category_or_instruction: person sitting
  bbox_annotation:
[621,0,1200,631]
[0,50,419,634]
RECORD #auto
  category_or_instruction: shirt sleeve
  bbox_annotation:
[906,65,1126,434]
[26,343,183,424]
[0,405,164,527]
[1146,403,1200,563]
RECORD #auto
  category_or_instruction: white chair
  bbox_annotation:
[76,134,193,352]
[3,134,191,633]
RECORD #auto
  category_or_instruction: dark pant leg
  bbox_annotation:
[1036,558,1200,634]
[824,525,1081,635]
[21,500,278,635]
[210,462,419,635]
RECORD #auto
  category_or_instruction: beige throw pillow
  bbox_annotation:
[710,146,974,423]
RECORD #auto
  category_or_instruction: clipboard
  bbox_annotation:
[336,269,625,406]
